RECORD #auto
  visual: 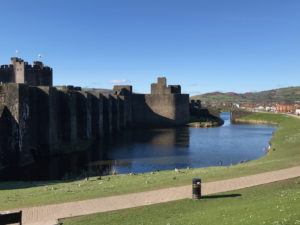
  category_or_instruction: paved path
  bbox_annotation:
[285,113,300,119]
[8,165,300,225]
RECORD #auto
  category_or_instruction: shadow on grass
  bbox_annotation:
[0,180,70,191]
[201,193,241,199]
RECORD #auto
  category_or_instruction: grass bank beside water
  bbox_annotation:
[62,177,300,225]
[1,113,300,210]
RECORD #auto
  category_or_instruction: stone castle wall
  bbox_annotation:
[132,94,190,127]
[0,58,52,86]
[132,77,190,127]
[0,77,190,170]
[0,84,33,168]
[0,84,123,169]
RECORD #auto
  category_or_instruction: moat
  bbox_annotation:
[0,112,276,180]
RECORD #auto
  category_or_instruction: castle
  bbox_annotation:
[0,57,52,86]
[0,57,190,174]
[132,77,189,127]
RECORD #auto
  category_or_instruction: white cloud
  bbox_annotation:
[109,79,130,85]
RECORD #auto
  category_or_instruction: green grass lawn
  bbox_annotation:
[62,177,300,225]
[1,113,300,210]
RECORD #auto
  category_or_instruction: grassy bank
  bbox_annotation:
[62,177,300,225]
[1,113,300,210]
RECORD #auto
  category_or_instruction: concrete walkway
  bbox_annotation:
[11,165,300,225]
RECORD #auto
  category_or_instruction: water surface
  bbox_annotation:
[97,112,275,174]
[2,112,275,180]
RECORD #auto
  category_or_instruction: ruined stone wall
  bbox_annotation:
[0,58,53,86]
[151,77,170,94]
[102,94,113,135]
[123,94,132,127]
[0,79,190,170]
[132,93,190,127]
[25,67,53,86]
[0,84,119,169]
[88,92,104,139]
[55,88,77,144]
[0,65,14,83]
[113,85,132,127]
[151,77,182,95]
[12,59,25,83]
[27,86,60,157]
[75,91,90,140]
[0,84,32,169]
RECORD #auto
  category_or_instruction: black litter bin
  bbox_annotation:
[192,178,201,199]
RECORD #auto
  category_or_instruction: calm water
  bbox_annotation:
[95,112,275,175]
[2,112,276,180]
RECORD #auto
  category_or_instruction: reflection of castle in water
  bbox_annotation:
[0,127,190,180]
[149,128,190,147]
[88,127,191,175]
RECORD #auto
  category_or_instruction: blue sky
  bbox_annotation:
[0,0,299,94]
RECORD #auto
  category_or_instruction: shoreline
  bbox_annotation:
[187,120,223,128]
[232,118,278,125]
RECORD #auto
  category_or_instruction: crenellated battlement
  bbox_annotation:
[24,64,52,71]
[0,57,53,86]
[113,85,133,95]
[0,65,13,70]
[151,77,182,95]
[11,57,24,63]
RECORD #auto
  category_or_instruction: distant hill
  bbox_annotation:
[191,86,300,104]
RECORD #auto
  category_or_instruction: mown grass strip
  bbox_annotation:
[62,177,300,225]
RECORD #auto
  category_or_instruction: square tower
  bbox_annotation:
[11,57,25,83]
[151,77,169,94]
